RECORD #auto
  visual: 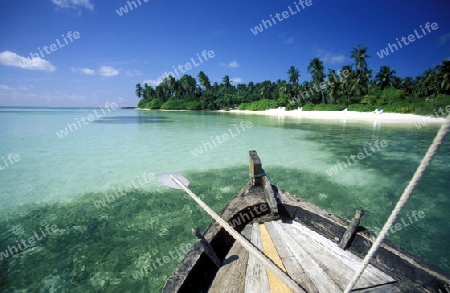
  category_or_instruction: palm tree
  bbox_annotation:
[287,66,300,85]
[171,76,182,98]
[375,66,397,90]
[438,60,450,93]
[340,65,355,105]
[222,75,231,88]
[350,45,371,97]
[287,66,300,102]
[350,45,370,71]
[219,76,235,109]
[157,79,172,101]
[399,77,416,96]
[308,58,325,103]
[179,75,197,99]
[143,83,155,100]
[417,69,439,97]
[135,83,143,99]
[247,82,257,102]
[198,71,211,91]
[276,79,289,106]
[260,80,275,99]
[326,70,341,104]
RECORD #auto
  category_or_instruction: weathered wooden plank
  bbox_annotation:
[245,223,271,293]
[286,221,396,286]
[274,221,342,292]
[287,221,386,287]
[264,222,316,293]
[275,221,373,290]
[262,177,279,218]
[259,223,292,293]
[209,225,253,293]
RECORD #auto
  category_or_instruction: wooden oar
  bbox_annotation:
[158,173,304,293]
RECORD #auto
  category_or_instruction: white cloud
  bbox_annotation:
[54,91,88,101]
[220,60,240,68]
[0,84,33,91]
[71,67,95,75]
[98,66,119,77]
[72,66,119,77]
[228,61,240,68]
[231,77,242,83]
[0,85,13,91]
[50,0,94,10]
[20,85,34,90]
[322,53,345,64]
[0,51,56,72]
[279,33,295,45]
[439,33,450,46]
[313,48,346,65]
[125,69,142,77]
[285,37,295,45]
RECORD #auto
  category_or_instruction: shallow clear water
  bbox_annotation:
[0,107,449,292]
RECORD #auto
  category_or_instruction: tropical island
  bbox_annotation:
[135,46,450,117]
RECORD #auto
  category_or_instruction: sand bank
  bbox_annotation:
[219,108,447,125]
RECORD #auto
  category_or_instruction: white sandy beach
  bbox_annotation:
[220,107,447,124]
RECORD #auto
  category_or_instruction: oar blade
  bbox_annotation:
[157,173,190,189]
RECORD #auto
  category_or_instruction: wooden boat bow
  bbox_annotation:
[161,151,450,293]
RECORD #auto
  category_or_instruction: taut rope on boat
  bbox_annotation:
[345,116,450,293]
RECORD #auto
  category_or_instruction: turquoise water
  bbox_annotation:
[0,107,449,292]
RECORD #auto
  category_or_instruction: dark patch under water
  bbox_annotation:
[93,116,171,124]
[1,165,448,292]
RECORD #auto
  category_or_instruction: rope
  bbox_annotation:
[344,116,450,293]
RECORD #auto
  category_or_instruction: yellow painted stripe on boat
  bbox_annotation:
[260,223,292,293]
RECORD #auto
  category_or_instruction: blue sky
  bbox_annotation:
[0,0,449,107]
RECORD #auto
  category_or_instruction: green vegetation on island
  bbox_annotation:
[136,46,450,115]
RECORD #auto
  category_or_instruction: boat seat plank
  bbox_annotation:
[273,221,342,292]
[286,221,396,286]
[208,225,253,293]
[259,223,293,293]
[263,222,316,293]
[244,223,271,293]
[274,221,374,290]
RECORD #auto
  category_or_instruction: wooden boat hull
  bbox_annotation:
[162,152,450,292]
